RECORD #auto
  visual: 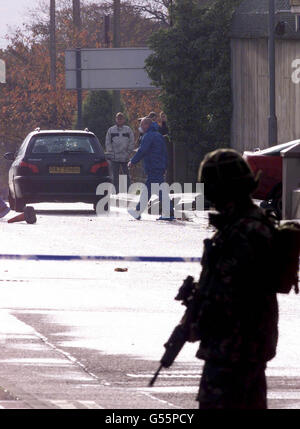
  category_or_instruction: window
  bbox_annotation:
[30,135,96,154]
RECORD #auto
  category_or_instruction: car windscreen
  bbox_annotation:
[29,135,98,155]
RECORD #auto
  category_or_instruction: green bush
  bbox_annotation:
[146,0,242,154]
[82,91,114,147]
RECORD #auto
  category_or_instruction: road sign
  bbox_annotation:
[0,59,6,83]
[291,0,300,14]
[65,48,156,90]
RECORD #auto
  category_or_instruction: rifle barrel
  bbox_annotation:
[148,364,163,387]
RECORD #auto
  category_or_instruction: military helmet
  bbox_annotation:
[198,149,259,205]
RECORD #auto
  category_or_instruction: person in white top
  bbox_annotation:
[105,112,135,193]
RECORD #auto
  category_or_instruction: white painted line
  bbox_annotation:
[78,401,104,409]
[137,386,300,400]
[135,386,197,394]
[127,373,199,379]
[268,391,300,400]
[49,400,104,409]
[0,401,30,409]
[141,392,178,409]
[50,400,77,409]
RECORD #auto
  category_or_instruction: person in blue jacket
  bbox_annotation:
[128,117,174,220]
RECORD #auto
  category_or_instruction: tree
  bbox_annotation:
[133,0,172,26]
[146,0,243,174]
[133,1,217,26]
[82,91,114,146]
[0,0,163,135]
[0,0,165,189]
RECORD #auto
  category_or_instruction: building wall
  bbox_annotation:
[231,38,300,152]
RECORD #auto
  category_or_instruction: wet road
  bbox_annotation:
[0,203,298,409]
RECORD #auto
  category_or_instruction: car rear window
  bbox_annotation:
[29,135,98,155]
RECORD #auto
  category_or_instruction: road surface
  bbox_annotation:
[0,203,298,409]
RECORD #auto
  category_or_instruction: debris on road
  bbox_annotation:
[8,206,37,225]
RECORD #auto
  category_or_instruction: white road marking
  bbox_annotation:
[0,310,105,384]
[50,400,77,409]
[141,392,178,409]
[137,386,197,394]
[0,400,105,409]
[78,401,104,409]
[0,401,31,409]
[49,400,104,409]
[268,391,300,400]
[136,386,300,401]
[127,373,200,379]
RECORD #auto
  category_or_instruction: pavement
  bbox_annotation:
[0,202,298,409]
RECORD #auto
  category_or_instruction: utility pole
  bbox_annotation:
[50,0,56,89]
[268,0,278,147]
[73,0,83,129]
[113,0,121,115]
[104,15,111,48]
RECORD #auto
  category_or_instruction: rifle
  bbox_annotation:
[149,276,197,387]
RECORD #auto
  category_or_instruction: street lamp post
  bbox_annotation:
[268,0,278,147]
[73,0,82,129]
[113,0,121,115]
[50,0,56,90]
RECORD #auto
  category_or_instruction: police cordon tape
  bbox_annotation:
[0,254,202,263]
[0,254,300,272]
[0,254,299,270]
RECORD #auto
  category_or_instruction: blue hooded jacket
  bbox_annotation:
[131,123,168,175]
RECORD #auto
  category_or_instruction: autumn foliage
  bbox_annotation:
[0,0,164,191]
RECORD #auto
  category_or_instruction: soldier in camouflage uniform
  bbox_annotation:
[195,149,279,409]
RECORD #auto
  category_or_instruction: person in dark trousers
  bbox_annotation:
[158,112,169,136]
[128,118,174,220]
[192,149,279,409]
[105,112,135,193]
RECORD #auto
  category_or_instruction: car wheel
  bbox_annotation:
[15,198,25,213]
[8,191,16,211]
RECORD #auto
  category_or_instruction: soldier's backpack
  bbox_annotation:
[270,221,300,294]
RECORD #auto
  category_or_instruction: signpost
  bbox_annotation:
[65,47,156,91]
[290,0,300,13]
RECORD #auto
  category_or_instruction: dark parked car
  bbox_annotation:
[4,129,111,212]
[243,141,297,218]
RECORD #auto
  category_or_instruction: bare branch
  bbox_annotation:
[132,0,171,26]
